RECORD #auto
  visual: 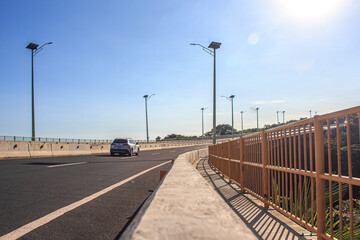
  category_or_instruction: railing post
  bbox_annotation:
[228,140,231,183]
[261,131,269,209]
[221,143,224,177]
[314,116,326,240]
[239,137,245,192]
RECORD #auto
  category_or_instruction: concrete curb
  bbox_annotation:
[120,148,257,240]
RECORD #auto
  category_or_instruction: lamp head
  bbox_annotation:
[208,41,221,49]
[26,43,39,50]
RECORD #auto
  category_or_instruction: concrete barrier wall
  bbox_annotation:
[0,141,111,159]
[51,143,71,156]
[121,148,257,240]
[28,142,53,157]
[0,140,210,160]
[0,141,30,159]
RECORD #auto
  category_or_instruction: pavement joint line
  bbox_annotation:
[0,160,171,240]
[47,162,87,168]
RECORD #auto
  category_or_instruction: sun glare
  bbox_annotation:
[275,0,348,25]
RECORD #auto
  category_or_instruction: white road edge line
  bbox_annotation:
[48,162,87,168]
[0,160,171,240]
[151,153,160,155]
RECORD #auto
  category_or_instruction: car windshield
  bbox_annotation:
[113,139,127,144]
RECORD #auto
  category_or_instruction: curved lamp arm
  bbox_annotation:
[33,42,53,56]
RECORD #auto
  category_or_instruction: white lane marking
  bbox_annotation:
[151,153,160,155]
[170,151,176,153]
[48,162,87,168]
[0,160,171,240]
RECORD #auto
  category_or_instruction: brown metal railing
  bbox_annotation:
[209,106,360,240]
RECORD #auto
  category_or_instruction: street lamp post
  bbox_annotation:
[222,95,235,137]
[26,42,53,141]
[282,111,285,124]
[143,94,155,142]
[251,107,259,129]
[200,107,207,137]
[190,41,221,144]
[240,111,244,134]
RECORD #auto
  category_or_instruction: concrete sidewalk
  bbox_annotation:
[121,149,257,240]
[196,156,317,240]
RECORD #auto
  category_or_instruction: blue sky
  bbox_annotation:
[1,0,359,140]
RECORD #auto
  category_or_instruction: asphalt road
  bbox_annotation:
[0,146,206,240]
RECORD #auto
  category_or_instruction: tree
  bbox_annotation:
[205,124,238,136]
[163,134,198,140]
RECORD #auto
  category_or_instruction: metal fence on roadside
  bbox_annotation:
[0,136,112,143]
[209,106,360,240]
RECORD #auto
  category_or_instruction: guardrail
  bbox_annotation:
[0,136,112,143]
[209,106,360,240]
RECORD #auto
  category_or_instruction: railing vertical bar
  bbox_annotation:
[258,135,261,195]
[284,128,289,212]
[228,141,231,182]
[289,128,294,215]
[275,131,279,208]
[221,144,224,176]
[309,122,315,227]
[293,127,298,218]
[298,126,303,220]
[303,125,309,224]
[249,137,256,192]
[336,117,343,237]
[327,119,333,237]
[267,133,271,207]
[280,129,285,209]
[273,132,277,206]
[314,116,326,240]
[346,115,354,240]
[270,133,274,204]
[240,138,245,192]
[252,138,255,193]
[253,137,256,193]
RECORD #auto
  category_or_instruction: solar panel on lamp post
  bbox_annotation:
[26,42,53,141]
[190,41,221,144]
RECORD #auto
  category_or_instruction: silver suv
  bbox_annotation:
[110,138,140,156]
